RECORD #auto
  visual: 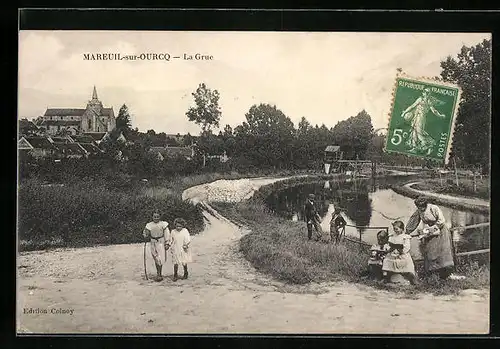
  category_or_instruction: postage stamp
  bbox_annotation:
[384,75,462,164]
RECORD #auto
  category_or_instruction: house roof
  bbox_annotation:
[44,108,86,117]
[24,137,57,150]
[18,137,34,150]
[72,135,97,143]
[149,146,193,158]
[54,143,88,156]
[19,119,39,131]
[79,143,102,154]
[325,145,340,152]
[50,136,74,144]
[83,132,107,141]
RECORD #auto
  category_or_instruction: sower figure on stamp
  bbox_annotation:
[401,87,446,155]
[304,194,323,241]
[143,211,170,282]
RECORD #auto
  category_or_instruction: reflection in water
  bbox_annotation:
[265,177,489,256]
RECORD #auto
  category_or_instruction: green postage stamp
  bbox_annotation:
[384,75,462,165]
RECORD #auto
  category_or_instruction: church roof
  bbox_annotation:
[44,108,86,116]
[101,108,114,117]
[40,120,81,127]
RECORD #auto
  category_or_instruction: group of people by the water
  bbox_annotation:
[304,193,456,285]
[305,193,347,243]
[143,211,192,282]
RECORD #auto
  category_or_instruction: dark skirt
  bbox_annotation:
[420,224,455,273]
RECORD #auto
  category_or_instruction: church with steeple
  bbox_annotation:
[39,86,116,136]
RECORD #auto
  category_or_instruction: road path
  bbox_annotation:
[17,177,489,334]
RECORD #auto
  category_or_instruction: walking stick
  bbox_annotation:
[143,241,148,281]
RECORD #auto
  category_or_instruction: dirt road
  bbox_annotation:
[17,177,489,334]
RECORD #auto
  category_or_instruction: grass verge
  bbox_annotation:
[392,181,489,215]
[212,199,489,296]
[411,178,490,201]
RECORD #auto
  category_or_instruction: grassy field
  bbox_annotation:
[212,198,490,296]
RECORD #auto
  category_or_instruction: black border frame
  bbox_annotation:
[6,7,500,349]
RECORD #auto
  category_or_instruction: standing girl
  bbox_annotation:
[169,218,192,281]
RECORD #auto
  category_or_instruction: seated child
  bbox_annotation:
[366,230,390,280]
[382,221,417,285]
[330,208,347,243]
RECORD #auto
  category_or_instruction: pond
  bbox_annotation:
[265,176,490,260]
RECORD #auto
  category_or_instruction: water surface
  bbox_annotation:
[265,177,489,259]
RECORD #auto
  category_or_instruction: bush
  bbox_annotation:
[214,200,367,285]
[18,178,204,251]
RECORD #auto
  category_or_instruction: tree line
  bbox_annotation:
[21,38,490,181]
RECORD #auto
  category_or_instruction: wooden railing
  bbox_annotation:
[338,222,490,258]
[451,222,490,257]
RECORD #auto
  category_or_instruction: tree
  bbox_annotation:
[440,39,491,170]
[186,83,222,132]
[331,110,374,159]
[116,104,132,135]
[235,104,295,169]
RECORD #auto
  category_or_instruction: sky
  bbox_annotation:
[18,31,490,135]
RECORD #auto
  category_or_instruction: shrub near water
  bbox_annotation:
[18,178,204,251]
[214,201,367,284]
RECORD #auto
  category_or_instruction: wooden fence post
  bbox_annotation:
[473,171,477,192]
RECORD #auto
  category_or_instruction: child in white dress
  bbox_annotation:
[382,221,417,285]
[168,218,192,281]
[143,211,169,282]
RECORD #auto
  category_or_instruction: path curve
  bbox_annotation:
[17,176,489,334]
[391,181,489,215]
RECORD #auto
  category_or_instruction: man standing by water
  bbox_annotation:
[304,194,323,240]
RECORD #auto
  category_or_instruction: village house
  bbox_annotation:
[18,133,104,160]
[149,145,195,161]
[18,136,58,159]
[36,86,116,136]
[207,150,229,163]
[53,142,89,159]
[19,118,42,136]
